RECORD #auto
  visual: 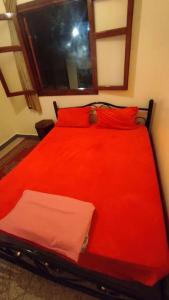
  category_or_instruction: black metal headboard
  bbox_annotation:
[53,99,154,130]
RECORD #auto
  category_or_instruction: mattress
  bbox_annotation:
[0,125,168,286]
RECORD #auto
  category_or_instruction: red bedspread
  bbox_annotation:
[0,126,168,285]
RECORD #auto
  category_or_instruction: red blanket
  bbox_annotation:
[0,126,168,285]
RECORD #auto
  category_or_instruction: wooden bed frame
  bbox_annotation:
[0,99,167,300]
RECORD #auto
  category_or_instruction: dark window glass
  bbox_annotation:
[25,0,94,91]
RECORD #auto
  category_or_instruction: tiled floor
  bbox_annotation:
[0,259,96,300]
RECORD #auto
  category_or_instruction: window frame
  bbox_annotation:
[0,15,36,97]
[17,0,134,95]
[17,0,98,96]
[93,0,134,90]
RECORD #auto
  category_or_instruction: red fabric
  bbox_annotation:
[0,126,168,286]
[96,107,138,129]
[56,107,91,127]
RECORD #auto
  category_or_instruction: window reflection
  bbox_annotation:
[26,0,93,90]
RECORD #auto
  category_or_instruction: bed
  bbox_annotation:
[0,99,168,300]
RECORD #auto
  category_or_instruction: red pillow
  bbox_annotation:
[96,107,138,129]
[56,107,91,128]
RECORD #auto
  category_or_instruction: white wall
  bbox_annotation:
[0,83,16,145]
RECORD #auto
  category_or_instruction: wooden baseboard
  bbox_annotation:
[0,135,18,151]
[15,134,39,140]
[0,134,39,151]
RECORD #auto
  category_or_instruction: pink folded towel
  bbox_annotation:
[0,190,95,262]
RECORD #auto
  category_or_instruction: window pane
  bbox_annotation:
[94,0,128,32]
[25,0,93,90]
[0,21,12,47]
[96,35,126,86]
[0,52,23,92]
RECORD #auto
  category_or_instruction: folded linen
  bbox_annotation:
[0,190,95,262]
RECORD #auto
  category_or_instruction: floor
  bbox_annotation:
[0,137,24,159]
[0,137,39,179]
[0,258,96,300]
[0,137,97,300]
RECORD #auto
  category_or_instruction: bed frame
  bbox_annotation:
[0,99,167,300]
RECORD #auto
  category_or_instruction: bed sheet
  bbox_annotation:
[0,125,168,285]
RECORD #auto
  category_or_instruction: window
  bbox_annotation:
[18,0,97,95]
[17,0,134,95]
